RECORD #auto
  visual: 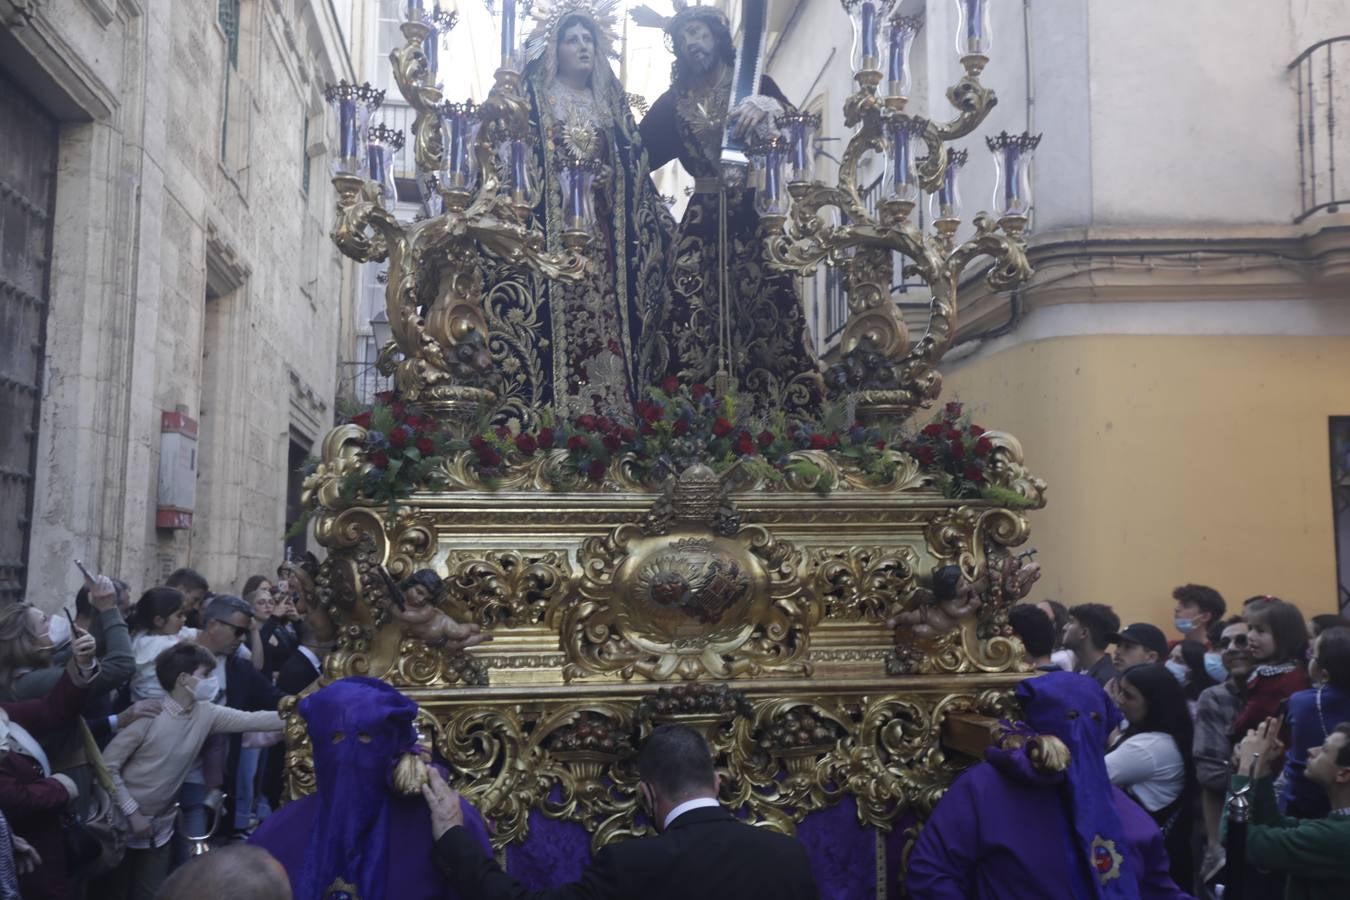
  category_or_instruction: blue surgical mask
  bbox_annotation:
[1204,652,1227,683]
[1164,659,1190,685]
[1174,616,1195,634]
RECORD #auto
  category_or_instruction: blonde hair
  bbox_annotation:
[0,603,49,690]
[392,752,431,796]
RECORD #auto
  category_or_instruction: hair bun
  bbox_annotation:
[392,752,430,796]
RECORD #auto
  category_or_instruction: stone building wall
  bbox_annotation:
[2,0,359,609]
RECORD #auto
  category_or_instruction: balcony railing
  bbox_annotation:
[1291,36,1350,223]
[372,102,419,182]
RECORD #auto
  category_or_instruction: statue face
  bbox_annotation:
[556,22,596,82]
[675,19,717,74]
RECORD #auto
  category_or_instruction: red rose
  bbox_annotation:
[640,402,665,423]
[480,447,502,467]
[469,435,487,452]
[586,459,605,480]
[577,414,598,432]
[691,383,709,400]
[602,433,622,453]
[596,417,615,434]
[391,402,406,419]
[712,417,734,437]
[371,450,390,469]
[619,426,637,443]
[416,437,436,456]
[734,432,755,455]
[874,439,886,450]
[660,376,680,395]
[809,433,829,450]
[968,424,986,437]
[566,434,587,452]
[949,441,966,461]
[374,391,396,405]
[758,430,775,448]
[515,433,538,455]
[640,421,655,436]
[944,401,964,418]
[921,423,944,437]
[352,411,372,429]
[975,436,993,456]
[964,464,985,483]
[388,426,410,449]
[536,427,555,449]
[916,446,936,465]
[672,419,690,437]
[946,429,964,443]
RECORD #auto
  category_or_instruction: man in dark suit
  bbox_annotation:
[423,724,820,900]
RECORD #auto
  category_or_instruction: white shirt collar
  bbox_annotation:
[297,645,321,671]
[662,797,720,830]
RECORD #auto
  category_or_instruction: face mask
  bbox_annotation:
[45,614,72,653]
[1204,652,1227,683]
[1164,659,1190,685]
[189,675,220,702]
[1174,617,1195,634]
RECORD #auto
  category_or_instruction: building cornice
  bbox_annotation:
[955,216,1350,339]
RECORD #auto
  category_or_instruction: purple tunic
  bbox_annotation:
[906,759,1193,900]
[250,793,493,899]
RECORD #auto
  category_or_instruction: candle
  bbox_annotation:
[500,0,516,68]
[339,98,358,159]
[424,33,439,81]
[510,140,528,200]
[368,143,386,185]
[406,0,424,21]
[860,2,878,66]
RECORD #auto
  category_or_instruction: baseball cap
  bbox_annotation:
[1105,623,1169,660]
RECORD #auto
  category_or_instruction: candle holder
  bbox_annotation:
[882,14,923,109]
[928,148,967,243]
[954,0,992,76]
[843,0,896,87]
[776,111,821,185]
[328,12,593,427]
[764,4,1033,426]
[325,81,384,178]
[987,131,1041,237]
[558,154,601,250]
[367,122,406,206]
[748,136,791,230]
[499,137,533,219]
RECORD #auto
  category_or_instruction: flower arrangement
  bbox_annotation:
[898,401,1004,500]
[332,385,1027,506]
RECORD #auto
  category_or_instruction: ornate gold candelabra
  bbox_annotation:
[326,4,593,426]
[760,1,1039,425]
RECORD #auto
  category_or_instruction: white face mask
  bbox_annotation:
[189,675,220,703]
[1164,659,1190,686]
[45,614,71,653]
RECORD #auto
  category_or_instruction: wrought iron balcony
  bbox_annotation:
[1291,35,1350,223]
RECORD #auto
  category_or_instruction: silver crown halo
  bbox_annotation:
[523,0,623,64]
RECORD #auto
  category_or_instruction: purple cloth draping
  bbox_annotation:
[251,793,491,899]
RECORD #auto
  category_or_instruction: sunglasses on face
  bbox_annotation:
[1219,634,1249,649]
[217,621,249,638]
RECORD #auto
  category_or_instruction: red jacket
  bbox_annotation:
[1229,664,1311,742]
[1,670,89,900]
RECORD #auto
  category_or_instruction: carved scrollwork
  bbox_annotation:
[444,550,574,628]
[383,638,489,687]
[280,694,315,803]
[809,544,923,621]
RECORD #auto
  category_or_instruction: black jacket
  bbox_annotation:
[220,651,285,829]
[433,805,819,900]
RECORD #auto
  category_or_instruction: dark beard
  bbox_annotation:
[679,49,715,77]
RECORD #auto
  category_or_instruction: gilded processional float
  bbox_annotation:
[298,0,1046,894]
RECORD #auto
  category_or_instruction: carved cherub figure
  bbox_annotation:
[891,553,1043,639]
[383,569,491,653]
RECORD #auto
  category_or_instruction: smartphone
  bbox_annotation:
[74,559,95,582]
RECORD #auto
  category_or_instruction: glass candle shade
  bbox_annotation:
[498,0,524,71]
[884,15,923,102]
[928,148,966,225]
[325,82,383,177]
[844,0,896,75]
[440,101,481,193]
[404,0,424,21]
[750,138,790,219]
[776,112,820,184]
[954,0,992,60]
[423,5,458,88]
[500,138,531,206]
[883,117,925,208]
[367,123,405,206]
[559,159,598,232]
[987,131,1041,219]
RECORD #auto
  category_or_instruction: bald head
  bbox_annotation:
[157,845,291,900]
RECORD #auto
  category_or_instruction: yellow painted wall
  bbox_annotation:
[943,334,1350,630]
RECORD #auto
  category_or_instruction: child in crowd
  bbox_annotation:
[104,642,283,899]
[1230,597,1311,740]
[126,588,196,702]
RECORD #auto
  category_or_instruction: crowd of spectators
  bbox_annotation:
[1003,583,1350,898]
[0,557,336,899]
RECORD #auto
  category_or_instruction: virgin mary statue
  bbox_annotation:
[482,0,673,428]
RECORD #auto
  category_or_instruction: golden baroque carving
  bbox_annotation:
[444,549,574,628]
[809,544,924,621]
